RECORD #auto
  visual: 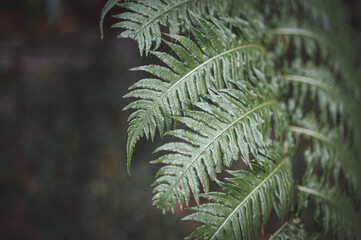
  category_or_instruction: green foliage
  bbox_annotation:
[123,14,266,173]
[270,219,308,240]
[184,151,293,240]
[111,0,235,56]
[102,0,361,239]
[100,0,118,39]
[290,120,361,192]
[151,88,282,212]
[298,175,361,239]
[280,64,345,125]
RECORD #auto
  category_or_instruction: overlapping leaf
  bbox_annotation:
[270,219,308,240]
[112,0,234,55]
[124,13,265,173]
[183,151,293,240]
[289,122,361,192]
[259,0,332,30]
[298,175,361,239]
[272,26,332,67]
[271,24,359,105]
[101,0,361,239]
[151,88,284,212]
[261,0,339,69]
[280,64,346,126]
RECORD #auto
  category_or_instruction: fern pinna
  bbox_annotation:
[101,0,361,239]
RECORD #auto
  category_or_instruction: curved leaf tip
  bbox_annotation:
[100,0,118,39]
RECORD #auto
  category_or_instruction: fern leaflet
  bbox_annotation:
[269,219,307,240]
[289,123,361,191]
[124,14,265,173]
[297,177,361,239]
[112,0,235,55]
[151,87,282,212]
[183,151,293,240]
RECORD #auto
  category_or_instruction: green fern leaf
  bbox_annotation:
[124,14,266,173]
[183,151,293,240]
[260,0,331,31]
[289,122,361,191]
[151,87,283,212]
[113,0,192,55]
[100,0,118,39]
[102,1,361,239]
[280,64,345,125]
[112,0,237,55]
[270,219,307,240]
[272,26,332,67]
[297,176,361,239]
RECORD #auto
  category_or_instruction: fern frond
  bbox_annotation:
[263,0,350,71]
[112,0,235,55]
[272,25,333,67]
[124,14,266,173]
[270,219,307,240]
[280,64,345,125]
[262,0,334,64]
[297,177,361,239]
[289,123,361,192]
[113,0,192,55]
[100,0,118,39]
[271,22,357,95]
[183,151,293,240]
[260,0,332,31]
[151,88,283,212]
[100,0,361,239]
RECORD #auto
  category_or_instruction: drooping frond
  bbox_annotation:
[263,2,345,71]
[271,22,357,98]
[183,151,293,240]
[124,14,266,173]
[289,122,361,190]
[297,176,361,239]
[100,0,118,39]
[259,0,332,31]
[271,25,334,68]
[269,219,308,240]
[111,0,236,55]
[279,63,345,126]
[101,0,361,239]
[261,0,346,69]
[151,88,283,212]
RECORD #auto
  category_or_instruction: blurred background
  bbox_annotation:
[0,0,360,239]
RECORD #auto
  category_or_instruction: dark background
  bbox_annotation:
[0,0,360,239]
